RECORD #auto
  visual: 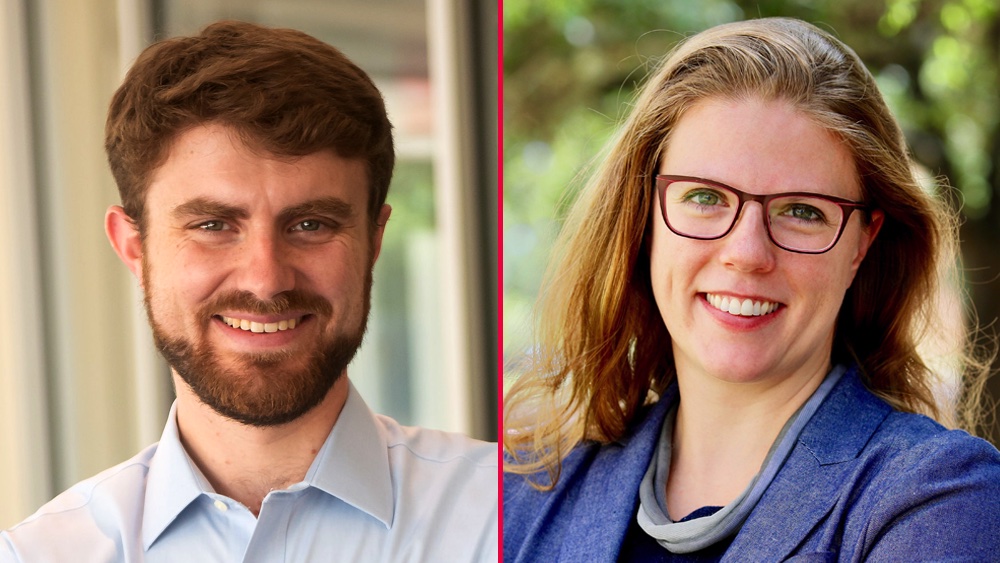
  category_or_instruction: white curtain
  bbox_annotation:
[0,0,170,529]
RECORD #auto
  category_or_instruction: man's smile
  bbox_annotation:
[218,314,306,333]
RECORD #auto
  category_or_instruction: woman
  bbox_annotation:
[503,17,1000,561]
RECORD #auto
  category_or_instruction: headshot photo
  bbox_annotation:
[0,1,498,561]
[503,2,1000,561]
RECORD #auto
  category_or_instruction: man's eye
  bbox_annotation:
[198,221,227,231]
[293,220,325,232]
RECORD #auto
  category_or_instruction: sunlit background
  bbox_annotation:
[503,0,1000,442]
[0,0,496,529]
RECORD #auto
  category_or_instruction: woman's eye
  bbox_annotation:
[785,204,824,222]
[684,189,724,206]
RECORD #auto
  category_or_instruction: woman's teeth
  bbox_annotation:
[220,315,298,333]
[706,294,779,317]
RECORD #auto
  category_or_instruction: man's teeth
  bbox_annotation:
[220,316,298,333]
[706,294,779,317]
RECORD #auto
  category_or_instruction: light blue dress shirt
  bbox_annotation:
[1,382,498,562]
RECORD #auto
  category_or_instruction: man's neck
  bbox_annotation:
[172,373,350,517]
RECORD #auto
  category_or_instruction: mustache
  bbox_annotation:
[199,290,333,318]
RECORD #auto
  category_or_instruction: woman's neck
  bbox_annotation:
[665,361,829,520]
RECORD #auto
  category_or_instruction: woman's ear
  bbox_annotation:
[105,206,144,287]
[850,210,884,275]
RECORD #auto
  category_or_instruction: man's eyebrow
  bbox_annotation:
[172,197,249,221]
[278,197,356,223]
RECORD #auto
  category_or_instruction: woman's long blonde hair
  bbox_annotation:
[504,17,993,489]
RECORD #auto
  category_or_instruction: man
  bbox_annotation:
[0,21,497,562]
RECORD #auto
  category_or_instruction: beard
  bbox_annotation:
[144,265,372,427]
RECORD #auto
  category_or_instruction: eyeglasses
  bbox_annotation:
[655,175,871,254]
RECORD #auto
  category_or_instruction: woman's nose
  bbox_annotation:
[717,203,777,273]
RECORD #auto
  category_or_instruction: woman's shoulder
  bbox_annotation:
[743,374,1000,559]
[864,409,1000,486]
[878,407,995,450]
[807,379,1000,550]
[504,393,673,493]
[803,365,1000,466]
[831,368,1000,470]
[836,412,1000,558]
[503,396,674,562]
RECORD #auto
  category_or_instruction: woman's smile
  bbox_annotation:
[704,293,781,317]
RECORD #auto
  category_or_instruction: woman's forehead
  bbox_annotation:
[657,97,861,199]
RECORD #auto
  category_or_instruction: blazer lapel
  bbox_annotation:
[724,368,892,560]
[557,387,677,563]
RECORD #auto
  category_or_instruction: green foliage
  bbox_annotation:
[386,160,435,234]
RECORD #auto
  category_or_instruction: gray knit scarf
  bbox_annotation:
[636,365,846,553]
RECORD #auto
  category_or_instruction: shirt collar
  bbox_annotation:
[141,401,212,550]
[140,380,394,550]
[303,380,394,527]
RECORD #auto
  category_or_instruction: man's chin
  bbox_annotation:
[230,349,297,369]
[161,333,362,428]
[207,387,337,428]
[186,364,342,427]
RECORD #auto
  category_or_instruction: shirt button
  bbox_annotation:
[213,500,228,512]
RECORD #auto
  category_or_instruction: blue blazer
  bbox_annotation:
[503,366,1000,561]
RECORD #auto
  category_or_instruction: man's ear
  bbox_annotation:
[371,204,391,264]
[105,206,144,287]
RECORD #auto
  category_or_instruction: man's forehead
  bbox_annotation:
[157,123,364,172]
[145,124,370,213]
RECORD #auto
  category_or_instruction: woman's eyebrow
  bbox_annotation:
[171,197,249,221]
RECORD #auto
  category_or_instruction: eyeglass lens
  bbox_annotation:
[662,180,845,252]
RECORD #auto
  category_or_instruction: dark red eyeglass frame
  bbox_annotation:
[654,174,873,254]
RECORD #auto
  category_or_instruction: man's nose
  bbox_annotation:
[717,203,777,273]
[238,231,295,300]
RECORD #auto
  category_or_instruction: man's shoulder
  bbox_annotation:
[374,413,497,469]
[371,414,497,509]
[371,415,498,559]
[1,444,158,561]
[9,443,156,527]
